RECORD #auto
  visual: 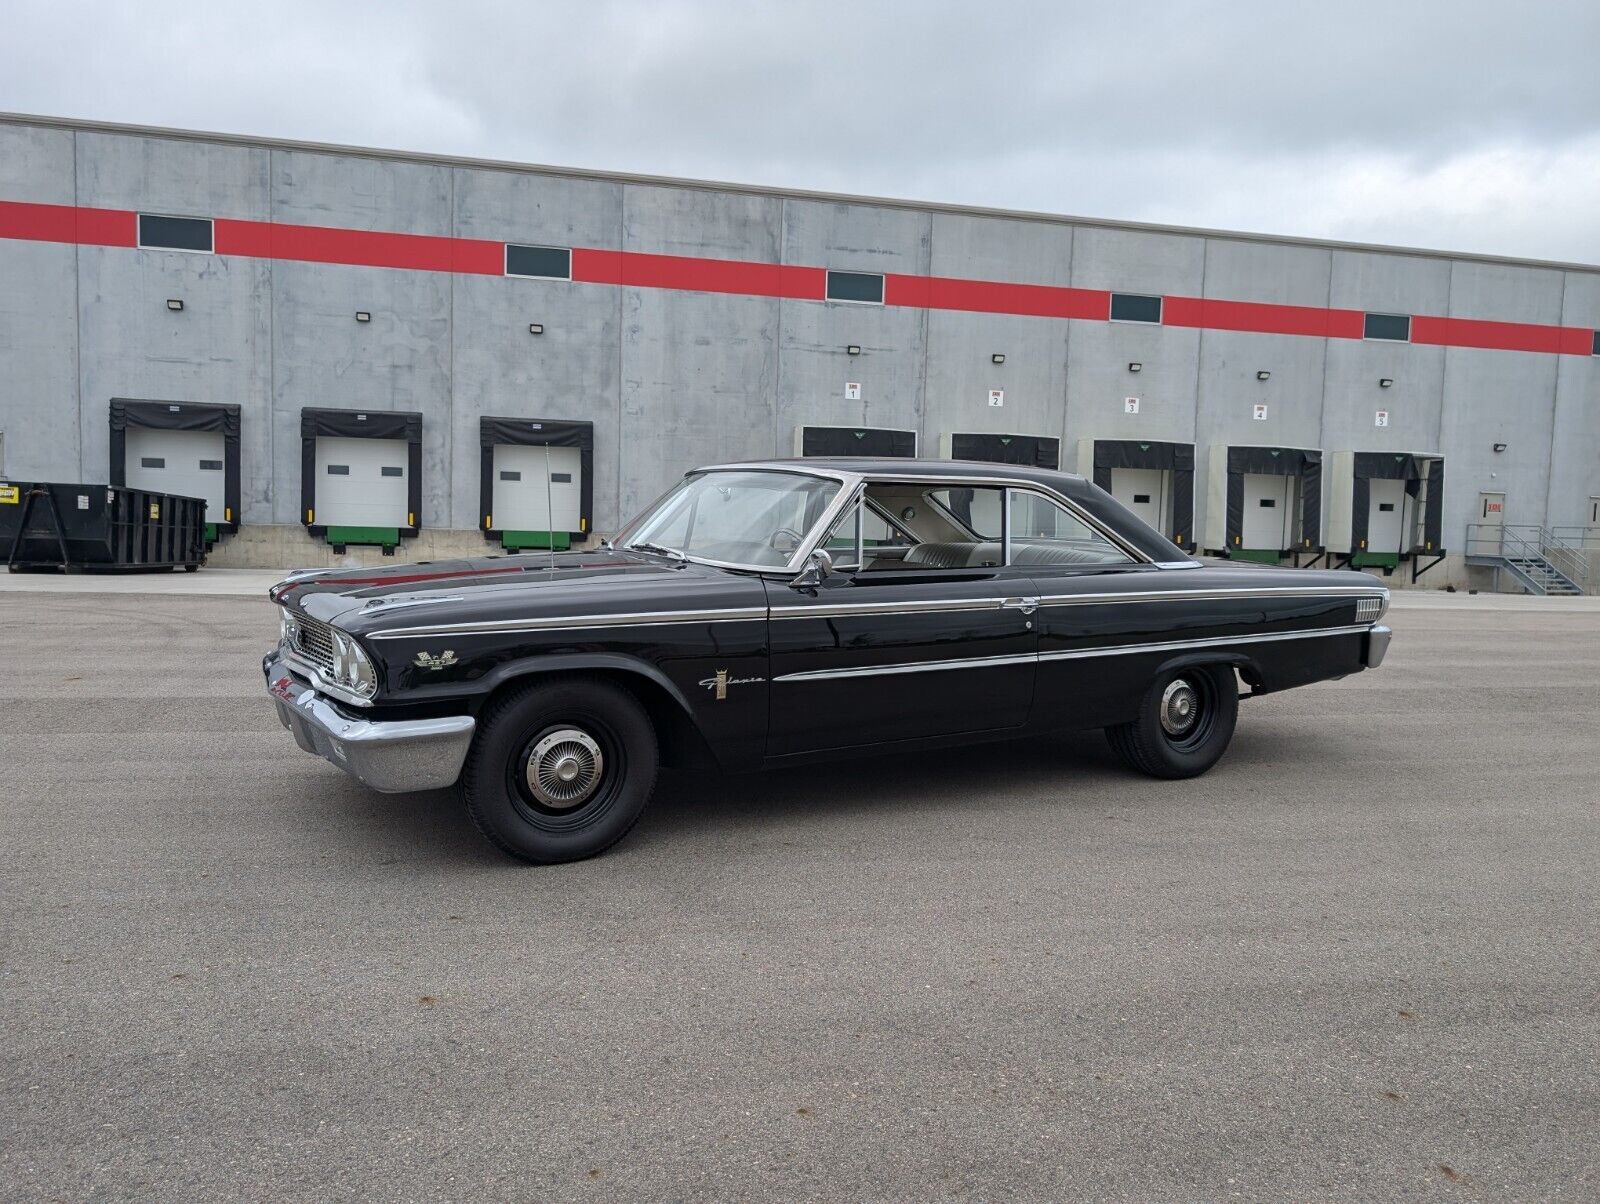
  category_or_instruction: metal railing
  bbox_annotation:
[1545,526,1599,594]
[1464,523,1587,596]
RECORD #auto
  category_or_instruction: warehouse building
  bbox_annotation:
[1,112,1597,585]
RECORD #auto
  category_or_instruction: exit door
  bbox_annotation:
[1585,496,1600,548]
[1110,468,1168,535]
[1476,491,1506,554]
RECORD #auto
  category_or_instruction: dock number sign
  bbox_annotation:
[988,389,1004,408]
[1252,404,1268,421]
[1375,410,1390,428]
[844,382,861,400]
[1124,397,1140,414]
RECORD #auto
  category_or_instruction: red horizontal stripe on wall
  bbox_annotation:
[1163,296,1366,340]
[215,218,503,275]
[1411,314,1590,356]
[886,273,1109,320]
[1,198,1593,356]
[572,249,824,299]
[0,199,135,247]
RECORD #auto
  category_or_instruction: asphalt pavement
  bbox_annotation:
[1,587,1596,1201]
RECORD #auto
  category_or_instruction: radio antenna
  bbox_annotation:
[543,440,557,574]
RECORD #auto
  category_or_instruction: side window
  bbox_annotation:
[925,487,1004,539]
[1009,491,1134,567]
[821,501,916,571]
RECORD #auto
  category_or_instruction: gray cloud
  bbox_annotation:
[3,0,1597,261]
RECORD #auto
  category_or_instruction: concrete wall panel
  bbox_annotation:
[75,132,269,220]
[453,167,622,249]
[1547,273,1600,528]
[0,241,79,479]
[0,124,75,204]
[77,247,272,514]
[270,263,450,526]
[271,149,449,234]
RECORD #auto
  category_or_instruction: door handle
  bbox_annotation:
[1001,596,1039,615]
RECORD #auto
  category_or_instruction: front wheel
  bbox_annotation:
[462,677,658,864]
[1105,664,1239,779]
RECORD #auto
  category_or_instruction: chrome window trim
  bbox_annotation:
[368,606,770,641]
[1005,485,1143,565]
[771,623,1374,683]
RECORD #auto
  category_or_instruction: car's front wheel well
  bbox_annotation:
[477,667,716,770]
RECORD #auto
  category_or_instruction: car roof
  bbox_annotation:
[706,457,1088,487]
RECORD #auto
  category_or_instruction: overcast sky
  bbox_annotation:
[3,1,1597,262]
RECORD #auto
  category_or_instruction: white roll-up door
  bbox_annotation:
[315,436,409,527]
[1110,467,1168,535]
[492,444,582,533]
[1367,479,1406,553]
[126,428,226,517]
[1241,473,1292,550]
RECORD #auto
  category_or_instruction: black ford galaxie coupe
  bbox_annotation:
[265,458,1391,863]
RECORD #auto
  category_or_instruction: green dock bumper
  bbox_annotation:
[1230,548,1283,565]
[204,522,219,546]
[502,530,571,551]
[1350,551,1400,570]
[325,525,401,549]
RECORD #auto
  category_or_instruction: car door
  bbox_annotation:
[764,483,1037,757]
[1008,487,1169,729]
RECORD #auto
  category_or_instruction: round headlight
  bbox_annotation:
[279,607,299,648]
[331,629,378,698]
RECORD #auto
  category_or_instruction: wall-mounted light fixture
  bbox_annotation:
[991,353,1005,365]
[1256,370,1271,381]
[529,323,544,335]
[1127,362,1142,373]
[846,344,862,356]
[355,311,371,323]
[1379,378,1393,388]
[166,298,184,312]
[1493,442,1507,453]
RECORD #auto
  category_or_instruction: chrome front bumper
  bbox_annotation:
[263,651,475,793]
[1364,625,1392,669]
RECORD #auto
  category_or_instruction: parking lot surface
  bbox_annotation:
[2,586,1596,1201]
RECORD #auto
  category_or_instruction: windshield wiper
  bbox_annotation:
[625,541,689,564]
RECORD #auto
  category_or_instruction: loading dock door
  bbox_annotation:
[314,436,409,528]
[1241,473,1293,552]
[1110,467,1168,535]
[1367,479,1407,554]
[125,428,225,518]
[493,444,582,535]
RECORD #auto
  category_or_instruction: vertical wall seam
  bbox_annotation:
[1059,226,1074,459]
[446,166,455,531]
[1314,248,1333,483]
[1543,269,1570,527]
[915,211,931,446]
[615,184,625,530]
[266,147,277,525]
[72,128,83,480]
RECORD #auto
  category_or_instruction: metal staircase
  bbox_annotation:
[1465,524,1587,596]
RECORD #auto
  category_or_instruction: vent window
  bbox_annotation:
[505,244,572,280]
[1110,293,1162,324]
[825,270,885,305]
[1364,312,1412,342]
[137,214,214,253]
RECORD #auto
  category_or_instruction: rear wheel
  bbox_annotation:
[462,677,658,863]
[1105,664,1239,779]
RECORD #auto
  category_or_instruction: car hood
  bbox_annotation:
[270,549,762,630]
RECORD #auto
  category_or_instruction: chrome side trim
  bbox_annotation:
[770,597,1005,621]
[1036,624,1372,662]
[772,652,1037,683]
[368,606,769,640]
[1035,586,1386,607]
[771,624,1374,683]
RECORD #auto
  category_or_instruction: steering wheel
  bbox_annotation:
[770,527,803,553]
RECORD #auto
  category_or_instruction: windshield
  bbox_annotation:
[618,470,842,568]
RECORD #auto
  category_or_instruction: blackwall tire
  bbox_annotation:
[1104,664,1239,780]
[461,677,659,864]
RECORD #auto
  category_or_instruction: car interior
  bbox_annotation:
[822,483,1135,572]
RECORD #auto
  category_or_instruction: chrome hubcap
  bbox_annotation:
[1160,679,1199,736]
[525,728,604,809]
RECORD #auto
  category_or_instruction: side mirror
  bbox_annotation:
[788,548,834,590]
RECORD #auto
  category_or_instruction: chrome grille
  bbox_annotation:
[1355,596,1384,623]
[294,614,337,672]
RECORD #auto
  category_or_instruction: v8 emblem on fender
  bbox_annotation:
[414,650,459,670]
